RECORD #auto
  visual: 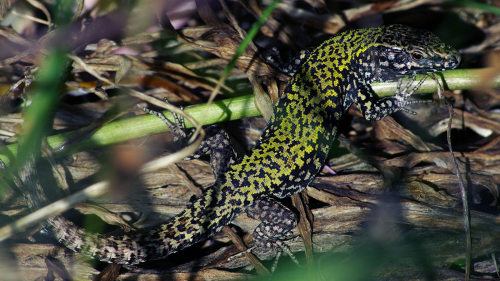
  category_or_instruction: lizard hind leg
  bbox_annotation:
[246,197,298,260]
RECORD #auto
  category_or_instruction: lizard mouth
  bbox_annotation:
[443,53,461,70]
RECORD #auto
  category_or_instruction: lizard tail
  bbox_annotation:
[45,184,243,264]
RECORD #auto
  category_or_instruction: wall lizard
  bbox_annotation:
[41,24,460,265]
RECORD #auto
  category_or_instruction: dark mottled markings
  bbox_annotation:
[46,25,459,264]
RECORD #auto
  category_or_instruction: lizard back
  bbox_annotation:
[41,24,459,265]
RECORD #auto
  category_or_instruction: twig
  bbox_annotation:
[447,103,472,281]
[0,181,109,242]
[432,73,472,280]
[222,227,270,276]
[291,193,314,266]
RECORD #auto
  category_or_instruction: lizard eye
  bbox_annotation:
[411,51,423,61]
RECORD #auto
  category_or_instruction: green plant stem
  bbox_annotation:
[0,95,260,165]
[444,0,500,15]
[0,68,498,165]
[372,68,500,95]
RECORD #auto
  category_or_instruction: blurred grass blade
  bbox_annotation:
[15,51,70,167]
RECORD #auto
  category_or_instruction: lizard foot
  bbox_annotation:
[392,74,431,114]
[138,103,236,179]
[137,102,187,141]
[246,197,298,261]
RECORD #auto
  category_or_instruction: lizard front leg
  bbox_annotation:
[355,75,427,121]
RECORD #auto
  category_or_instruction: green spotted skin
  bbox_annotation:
[46,25,460,264]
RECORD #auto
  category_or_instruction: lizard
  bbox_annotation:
[37,24,460,265]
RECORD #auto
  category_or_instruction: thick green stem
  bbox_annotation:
[0,95,260,165]
[1,68,498,165]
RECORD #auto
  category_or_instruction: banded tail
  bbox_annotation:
[45,184,243,265]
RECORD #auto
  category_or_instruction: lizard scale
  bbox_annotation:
[42,24,460,265]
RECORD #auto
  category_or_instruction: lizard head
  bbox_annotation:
[365,24,460,81]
